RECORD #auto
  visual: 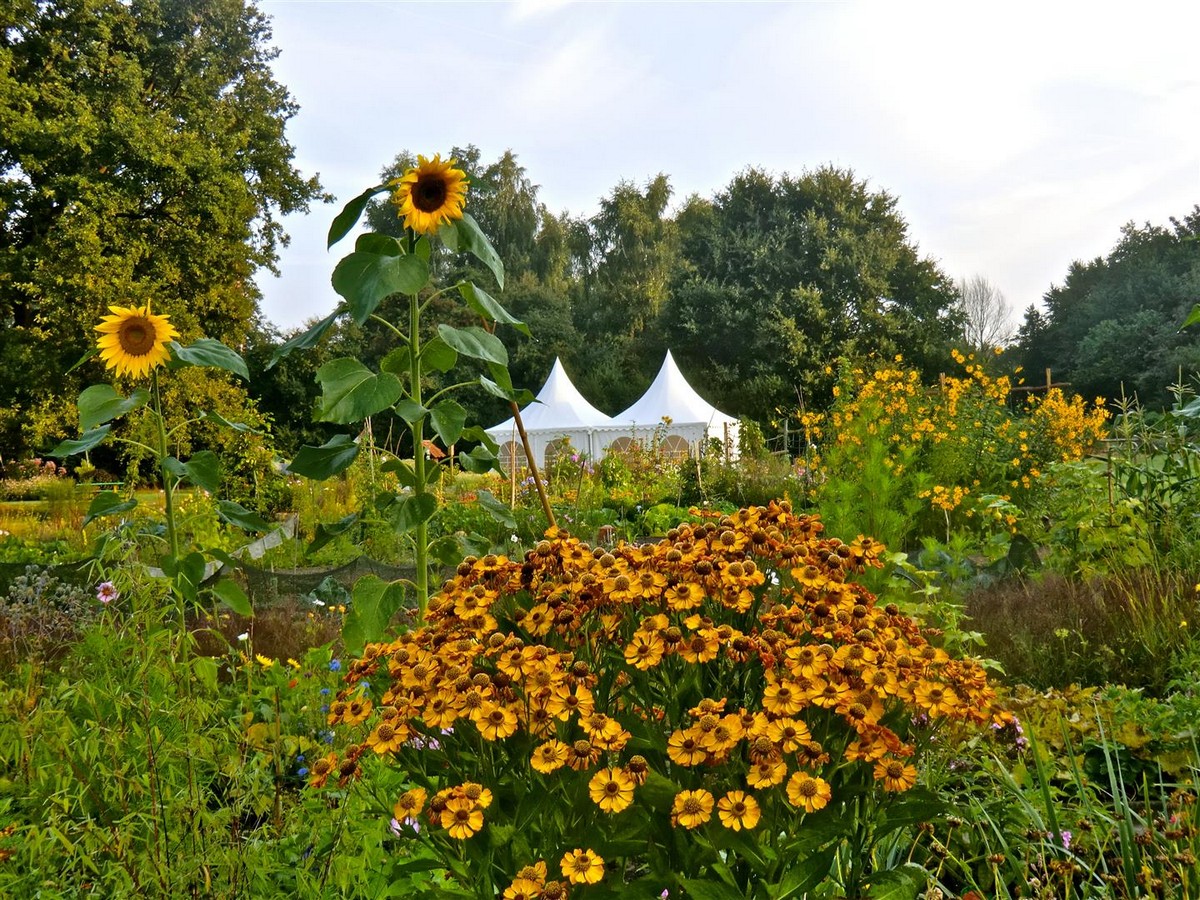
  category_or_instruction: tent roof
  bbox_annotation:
[609,350,737,429]
[485,358,613,437]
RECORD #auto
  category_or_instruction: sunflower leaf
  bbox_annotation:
[49,425,112,458]
[267,306,345,370]
[217,500,271,533]
[436,325,507,366]
[459,283,529,336]
[420,337,458,373]
[287,434,360,480]
[451,213,505,289]
[78,384,150,431]
[316,358,403,423]
[211,580,253,617]
[343,575,406,656]
[163,451,221,494]
[82,491,138,527]
[332,251,429,324]
[169,339,250,380]
[328,183,390,249]
[429,399,467,448]
[355,232,402,256]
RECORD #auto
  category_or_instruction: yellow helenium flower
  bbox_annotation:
[441,797,484,839]
[560,848,605,884]
[531,739,569,774]
[95,303,179,378]
[717,790,761,831]
[786,772,832,813]
[874,757,919,792]
[671,789,715,829]
[390,154,469,235]
[587,767,635,813]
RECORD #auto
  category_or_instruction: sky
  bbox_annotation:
[253,0,1200,333]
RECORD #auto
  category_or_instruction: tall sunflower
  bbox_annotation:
[95,304,179,378]
[390,154,469,235]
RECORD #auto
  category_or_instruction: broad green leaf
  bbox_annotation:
[421,337,458,373]
[461,424,499,453]
[287,434,360,480]
[380,346,411,375]
[328,183,389,248]
[458,443,499,475]
[163,551,206,603]
[766,847,838,899]
[192,656,219,693]
[200,410,266,434]
[355,232,402,256]
[82,491,137,527]
[49,425,111,457]
[479,375,536,406]
[212,579,253,617]
[332,251,429,324]
[169,339,250,380]
[429,399,467,447]
[316,358,403,423]
[414,236,431,262]
[864,864,929,900]
[387,493,438,533]
[428,535,463,567]
[343,575,406,655]
[436,324,508,365]
[1181,303,1200,331]
[217,500,271,532]
[450,213,505,289]
[393,398,428,425]
[267,307,345,369]
[78,384,150,431]
[459,283,529,336]
[309,512,359,553]
[163,451,221,494]
[475,490,516,529]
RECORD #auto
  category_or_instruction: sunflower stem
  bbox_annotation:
[407,229,430,617]
[151,369,182,628]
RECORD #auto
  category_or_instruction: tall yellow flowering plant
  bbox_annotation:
[272,155,539,632]
[324,502,1003,898]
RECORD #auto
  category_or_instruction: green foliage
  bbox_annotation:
[1017,206,1200,408]
[0,0,324,461]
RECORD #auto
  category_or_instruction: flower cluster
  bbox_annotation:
[809,353,1109,524]
[328,501,1002,894]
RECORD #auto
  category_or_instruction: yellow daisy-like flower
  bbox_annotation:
[560,848,605,884]
[393,787,427,821]
[502,878,543,900]
[717,790,761,831]
[747,758,788,789]
[874,757,919,792]
[441,797,485,839]
[671,789,715,829]
[390,154,469,235]
[786,772,832,813]
[95,303,179,378]
[588,767,635,814]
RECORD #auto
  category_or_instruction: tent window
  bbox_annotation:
[544,437,572,469]
[499,440,527,472]
[659,434,691,461]
[605,437,635,458]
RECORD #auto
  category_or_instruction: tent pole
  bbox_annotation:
[511,401,557,531]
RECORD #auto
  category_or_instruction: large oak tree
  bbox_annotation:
[0,0,323,458]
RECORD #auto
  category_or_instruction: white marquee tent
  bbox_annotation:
[484,357,613,468]
[596,350,740,459]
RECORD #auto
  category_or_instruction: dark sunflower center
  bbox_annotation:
[605,782,620,795]
[413,175,449,212]
[118,317,155,356]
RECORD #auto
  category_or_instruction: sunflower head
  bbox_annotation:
[95,304,179,378]
[390,154,469,235]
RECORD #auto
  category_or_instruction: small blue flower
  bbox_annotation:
[322,730,335,744]
[329,659,341,672]
[297,767,309,777]
[296,754,305,763]
[320,687,331,696]
[359,680,370,692]
[320,704,329,714]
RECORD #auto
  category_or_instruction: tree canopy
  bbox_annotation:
[0,0,323,458]
[1016,208,1200,406]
